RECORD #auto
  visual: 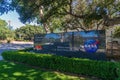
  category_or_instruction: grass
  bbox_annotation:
[0,61,91,80]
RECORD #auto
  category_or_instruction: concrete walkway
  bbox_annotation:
[0,42,33,60]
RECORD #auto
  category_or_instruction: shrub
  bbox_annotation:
[19,47,33,52]
[2,51,120,80]
[7,40,11,43]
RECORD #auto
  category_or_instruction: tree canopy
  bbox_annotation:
[1,0,120,33]
[0,19,14,40]
[15,24,44,41]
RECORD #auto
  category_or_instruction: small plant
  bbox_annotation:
[7,38,14,43]
[6,40,10,43]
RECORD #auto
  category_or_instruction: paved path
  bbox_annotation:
[0,42,33,60]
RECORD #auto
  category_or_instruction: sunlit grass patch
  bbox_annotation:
[0,61,91,80]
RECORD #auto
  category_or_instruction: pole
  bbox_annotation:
[71,32,74,51]
[111,31,113,56]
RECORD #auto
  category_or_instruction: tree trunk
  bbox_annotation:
[39,6,49,33]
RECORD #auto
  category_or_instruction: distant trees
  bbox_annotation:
[0,18,45,41]
[0,19,14,40]
[15,24,44,41]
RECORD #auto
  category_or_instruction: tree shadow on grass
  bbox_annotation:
[0,61,83,80]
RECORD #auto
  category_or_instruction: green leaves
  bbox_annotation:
[15,24,44,41]
[113,26,120,38]
[0,19,14,40]
[2,50,120,80]
[1,0,120,31]
[0,0,14,15]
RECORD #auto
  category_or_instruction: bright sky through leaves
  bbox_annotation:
[0,11,25,29]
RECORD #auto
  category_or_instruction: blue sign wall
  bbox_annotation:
[34,30,105,53]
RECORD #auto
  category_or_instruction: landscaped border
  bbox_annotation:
[2,51,120,80]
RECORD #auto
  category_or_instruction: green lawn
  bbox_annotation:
[0,61,91,80]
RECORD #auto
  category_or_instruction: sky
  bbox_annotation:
[0,11,25,29]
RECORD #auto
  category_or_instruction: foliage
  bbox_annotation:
[0,0,13,15]
[2,51,120,80]
[1,0,120,32]
[15,24,44,41]
[47,18,63,33]
[0,61,82,80]
[19,47,33,52]
[113,26,120,38]
[0,19,14,40]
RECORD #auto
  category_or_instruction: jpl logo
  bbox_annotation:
[84,39,100,53]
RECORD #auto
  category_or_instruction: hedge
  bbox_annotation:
[19,47,33,52]
[2,51,120,80]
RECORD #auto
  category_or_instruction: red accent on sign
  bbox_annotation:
[35,45,42,50]
[95,40,100,44]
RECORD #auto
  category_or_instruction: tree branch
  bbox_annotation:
[66,11,85,18]
[69,0,72,14]
[103,16,120,26]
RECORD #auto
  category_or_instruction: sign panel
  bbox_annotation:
[34,30,105,53]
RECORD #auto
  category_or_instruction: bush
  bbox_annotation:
[7,40,11,43]
[19,47,33,52]
[2,51,120,80]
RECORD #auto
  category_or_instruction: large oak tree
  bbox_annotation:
[1,0,120,33]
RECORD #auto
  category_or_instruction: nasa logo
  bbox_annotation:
[84,39,99,53]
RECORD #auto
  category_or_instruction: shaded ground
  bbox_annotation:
[0,61,90,80]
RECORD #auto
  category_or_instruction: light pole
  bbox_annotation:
[8,20,12,30]
[19,34,22,40]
